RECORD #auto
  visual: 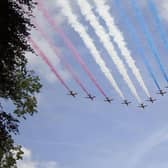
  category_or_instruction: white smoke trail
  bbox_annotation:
[93,0,150,98]
[56,0,125,99]
[77,0,141,102]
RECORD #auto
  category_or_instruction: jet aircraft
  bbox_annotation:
[138,103,147,109]
[122,100,131,106]
[157,89,167,96]
[85,94,96,100]
[104,97,113,103]
[67,91,77,97]
[146,97,156,103]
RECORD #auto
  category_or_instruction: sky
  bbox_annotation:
[14,0,168,167]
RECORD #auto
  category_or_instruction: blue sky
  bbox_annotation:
[15,0,168,167]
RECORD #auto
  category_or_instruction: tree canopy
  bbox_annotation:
[0,0,41,167]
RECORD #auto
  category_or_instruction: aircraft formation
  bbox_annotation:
[67,87,168,109]
[29,0,168,110]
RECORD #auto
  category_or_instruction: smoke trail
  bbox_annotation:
[56,0,125,99]
[34,22,90,95]
[29,38,71,91]
[37,0,107,98]
[131,0,168,82]
[147,0,168,52]
[115,0,160,90]
[93,0,150,97]
[77,0,141,102]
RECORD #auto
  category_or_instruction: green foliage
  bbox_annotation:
[0,111,23,168]
[0,0,42,167]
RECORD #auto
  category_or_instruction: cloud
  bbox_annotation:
[27,29,71,84]
[131,0,168,23]
[39,0,67,26]
[139,0,168,23]
[17,147,59,168]
[127,126,168,168]
[26,2,72,85]
[158,0,168,22]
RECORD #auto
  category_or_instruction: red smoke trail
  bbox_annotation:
[29,38,71,91]
[37,1,107,98]
[34,22,89,95]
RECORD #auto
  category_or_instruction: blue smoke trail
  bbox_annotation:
[130,0,168,83]
[147,0,168,52]
[114,0,160,90]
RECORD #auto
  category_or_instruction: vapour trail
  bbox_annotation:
[37,1,107,98]
[56,0,125,99]
[34,22,90,95]
[29,38,71,91]
[131,0,168,83]
[93,0,150,97]
[147,0,168,52]
[115,0,160,90]
[77,0,141,102]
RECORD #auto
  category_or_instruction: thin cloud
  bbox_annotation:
[17,147,60,168]
[27,30,71,84]
[127,127,168,168]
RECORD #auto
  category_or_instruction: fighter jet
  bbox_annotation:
[138,103,147,109]
[85,94,96,100]
[67,91,77,97]
[121,100,131,106]
[146,97,156,103]
[157,89,167,96]
[104,97,113,103]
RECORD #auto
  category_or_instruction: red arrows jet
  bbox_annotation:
[157,89,166,96]
[138,103,147,109]
[104,97,114,103]
[85,94,96,100]
[122,100,131,106]
[146,97,156,103]
[67,91,77,97]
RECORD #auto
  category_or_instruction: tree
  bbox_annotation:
[0,0,42,167]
